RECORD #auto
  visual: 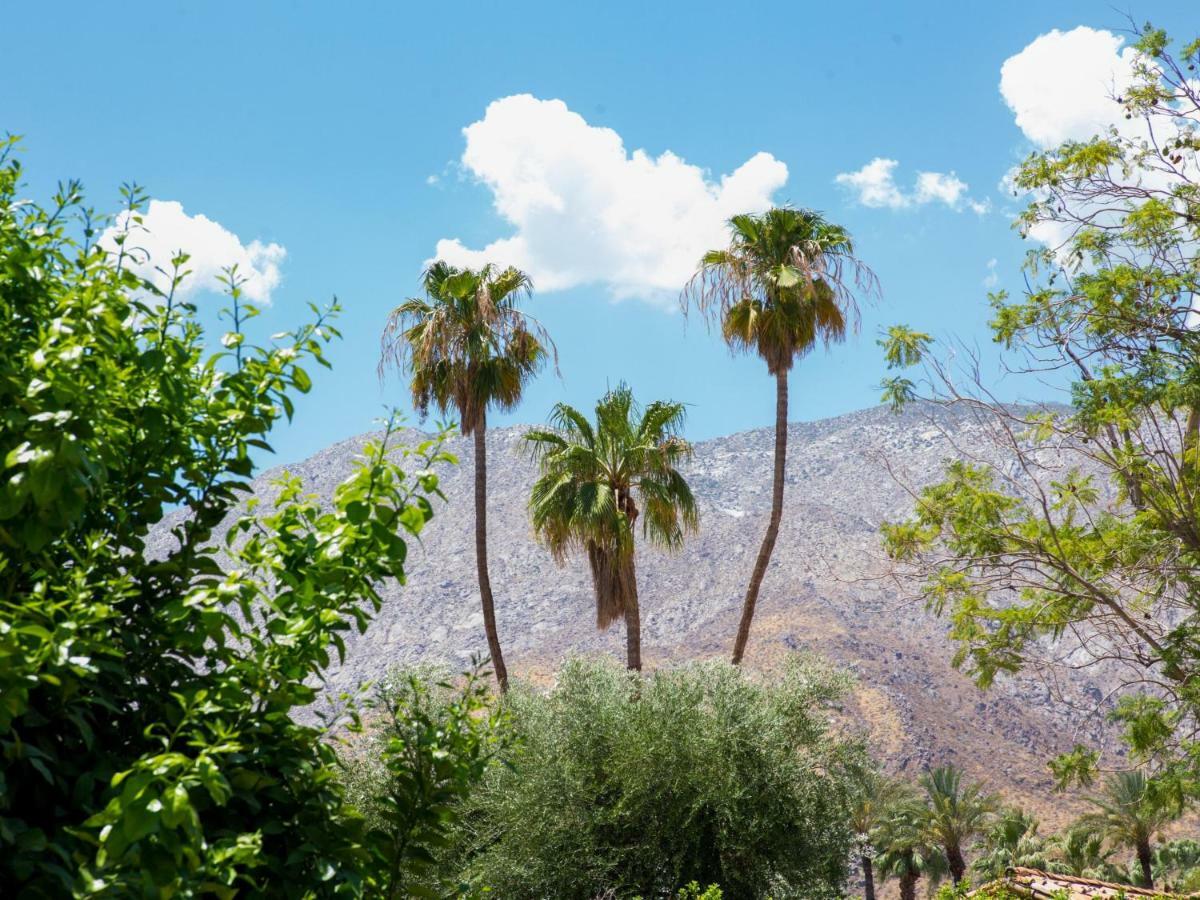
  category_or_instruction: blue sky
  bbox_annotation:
[6,1,1194,464]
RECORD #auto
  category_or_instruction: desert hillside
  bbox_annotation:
[150,401,1115,825]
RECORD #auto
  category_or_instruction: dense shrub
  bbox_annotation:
[457,656,870,899]
[341,664,511,898]
[0,142,452,895]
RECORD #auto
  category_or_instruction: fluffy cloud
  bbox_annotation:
[833,158,907,208]
[983,258,999,289]
[834,158,988,213]
[433,95,788,306]
[101,200,286,304]
[998,27,1200,258]
[999,26,1137,148]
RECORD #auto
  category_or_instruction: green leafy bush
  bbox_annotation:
[0,140,453,896]
[457,656,869,899]
[342,664,511,898]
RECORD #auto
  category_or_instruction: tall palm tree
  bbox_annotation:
[1083,769,1183,888]
[919,764,998,884]
[875,792,947,900]
[380,261,553,693]
[851,772,906,900]
[682,207,877,664]
[524,384,698,670]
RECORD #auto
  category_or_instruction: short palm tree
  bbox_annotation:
[380,261,553,693]
[875,791,947,900]
[852,772,907,900]
[919,764,998,883]
[1047,821,1115,879]
[972,807,1049,882]
[1083,769,1183,888]
[524,384,698,670]
[681,207,877,664]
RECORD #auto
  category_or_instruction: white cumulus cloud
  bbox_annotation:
[997,26,1200,260]
[999,26,1137,148]
[983,258,999,289]
[835,158,988,213]
[834,158,908,208]
[433,94,788,306]
[101,200,286,305]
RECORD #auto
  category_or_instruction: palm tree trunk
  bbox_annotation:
[1137,838,1154,888]
[625,555,642,671]
[899,870,917,900]
[473,415,508,693]
[861,855,876,900]
[947,844,966,884]
[731,368,788,665]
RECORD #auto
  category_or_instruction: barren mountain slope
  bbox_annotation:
[150,402,1116,824]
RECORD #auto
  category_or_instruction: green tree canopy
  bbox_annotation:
[879,25,1200,803]
[456,656,870,900]
[0,141,452,896]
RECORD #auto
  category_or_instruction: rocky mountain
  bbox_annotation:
[149,401,1117,825]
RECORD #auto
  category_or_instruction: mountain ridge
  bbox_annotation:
[148,400,1109,825]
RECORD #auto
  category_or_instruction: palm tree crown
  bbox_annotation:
[1083,769,1182,888]
[1048,822,1115,879]
[853,772,908,900]
[874,790,948,900]
[524,385,697,667]
[919,764,998,883]
[682,206,875,374]
[379,260,553,434]
[972,807,1049,881]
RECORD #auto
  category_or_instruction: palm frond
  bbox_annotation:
[680,206,878,374]
[525,385,699,630]
[377,260,555,434]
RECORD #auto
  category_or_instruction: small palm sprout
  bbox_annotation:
[524,384,698,670]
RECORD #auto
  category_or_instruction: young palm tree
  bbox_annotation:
[524,384,698,670]
[875,791,947,900]
[972,807,1049,882]
[1083,769,1182,888]
[851,772,907,900]
[919,764,998,884]
[1047,822,1115,879]
[681,207,877,664]
[380,261,553,693]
